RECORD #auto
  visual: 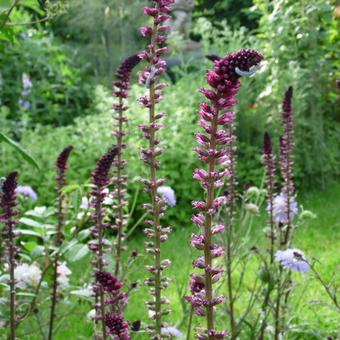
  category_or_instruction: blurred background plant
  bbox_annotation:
[0,0,339,227]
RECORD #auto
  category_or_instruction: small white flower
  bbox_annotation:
[57,262,72,288]
[14,263,42,289]
[87,309,96,321]
[57,262,72,277]
[80,197,89,209]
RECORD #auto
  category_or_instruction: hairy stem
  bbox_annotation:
[204,111,219,338]
[48,185,64,340]
[9,221,16,340]
[114,96,124,277]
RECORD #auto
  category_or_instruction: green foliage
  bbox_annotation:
[0,27,92,126]
[251,0,340,186]
[193,0,260,30]
[52,0,147,83]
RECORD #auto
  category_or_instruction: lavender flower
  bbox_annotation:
[269,192,298,225]
[112,53,141,277]
[157,186,176,206]
[161,326,183,338]
[138,0,175,336]
[189,49,263,339]
[18,73,32,110]
[0,172,19,340]
[15,185,38,201]
[275,248,309,273]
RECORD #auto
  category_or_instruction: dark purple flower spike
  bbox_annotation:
[89,147,119,340]
[112,54,141,277]
[188,49,263,339]
[48,146,73,340]
[279,87,295,245]
[1,172,19,340]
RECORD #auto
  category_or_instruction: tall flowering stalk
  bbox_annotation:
[89,147,119,340]
[280,87,295,246]
[112,54,141,277]
[48,145,73,340]
[264,132,276,261]
[137,0,174,337]
[186,49,263,339]
[258,132,276,340]
[1,172,19,340]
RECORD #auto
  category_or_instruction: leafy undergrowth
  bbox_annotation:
[17,182,340,339]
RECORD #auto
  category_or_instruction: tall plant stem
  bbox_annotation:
[48,185,64,340]
[258,173,275,340]
[203,112,219,338]
[146,18,163,335]
[96,198,107,340]
[226,124,236,337]
[9,222,16,340]
[186,305,194,340]
[114,96,124,277]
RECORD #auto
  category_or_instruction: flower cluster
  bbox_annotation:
[112,54,141,277]
[14,263,42,289]
[188,49,263,339]
[137,0,175,336]
[275,248,309,273]
[95,271,130,339]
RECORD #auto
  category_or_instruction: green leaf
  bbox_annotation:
[66,244,89,262]
[19,217,45,229]
[17,229,43,238]
[0,132,39,170]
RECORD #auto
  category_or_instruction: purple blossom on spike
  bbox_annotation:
[137,0,175,337]
[104,312,130,340]
[187,49,263,339]
[49,146,73,340]
[89,147,118,339]
[112,54,141,277]
[279,87,296,244]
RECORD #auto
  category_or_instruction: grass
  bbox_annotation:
[11,181,340,339]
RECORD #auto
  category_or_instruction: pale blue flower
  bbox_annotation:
[275,248,309,273]
[161,326,183,338]
[157,186,176,206]
[268,192,298,224]
[16,185,38,201]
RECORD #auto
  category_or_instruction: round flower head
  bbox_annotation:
[157,186,176,206]
[269,192,298,224]
[275,248,309,273]
[16,185,38,201]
